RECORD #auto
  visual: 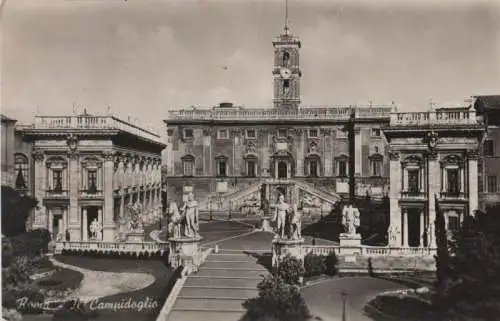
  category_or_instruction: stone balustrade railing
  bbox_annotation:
[55,241,169,254]
[168,106,392,121]
[390,109,479,126]
[32,116,163,144]
[304,245,436,257]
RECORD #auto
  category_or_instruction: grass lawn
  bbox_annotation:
[364,291,438,321]
[36,266,84,292]
[54,255,174,321]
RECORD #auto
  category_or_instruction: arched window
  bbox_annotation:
[181,155,195,177]
[283,51,290,66]
[335,154,348,178]
[14,154,29,190]
[305,155,321,177]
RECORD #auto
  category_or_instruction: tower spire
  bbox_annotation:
[284,0,289,34]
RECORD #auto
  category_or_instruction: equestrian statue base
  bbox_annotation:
[339,233,362,255]
[126,231,145,243]
[272,237,305,269]
[168,235,203,274]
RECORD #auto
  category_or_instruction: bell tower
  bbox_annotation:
[273,0,301,110]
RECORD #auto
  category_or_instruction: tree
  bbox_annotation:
[433,205,500,321]
[433,194,450,294]
[1,186,38,237]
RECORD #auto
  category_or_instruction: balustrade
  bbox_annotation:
[168,106,392,121]
[55,241,169,254]
[303,245,436,257]
[390,109,479,126]
[33,116,162,144]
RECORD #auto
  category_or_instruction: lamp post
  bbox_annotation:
[341,290,348,321]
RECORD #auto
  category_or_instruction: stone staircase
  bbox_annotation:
[166,250,269,321]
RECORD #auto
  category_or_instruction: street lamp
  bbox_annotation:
[341,290,348,321]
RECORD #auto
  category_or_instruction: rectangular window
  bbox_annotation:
[408,169,419,193]
[484,139,494,156]
[336,159,347,177]
[487,175,497,193]
[218,129,228,139]
[184,129,193,139]
[247,160,256,177]
[88,170,98,193]
[371,160,382,177]
[308,129,318,138]
[183,161,194,176]
[217,161,227,177]
[309,160,318,177]
[53,169,63,192]
[246,129,256,139]
[447,169,460,194]
[278,129,287,138]
[371,128,381,137]
[448,215,460,232]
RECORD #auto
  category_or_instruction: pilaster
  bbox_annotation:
[32,150,46,229]
[68,151,80,240]
[354,128,362,175]
[467,149,479,216]
[388,149,402,246]
[322,129,333,176]
[296,129,304,177]
[427,150,439,245]
[102,150,115,241]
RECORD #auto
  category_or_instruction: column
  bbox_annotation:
[48,210,53,236]
[102,150,115,241]
[62,208,68,237]
[460,167,465,194]
[442,167,447,193]
[402,209,408,247]
[388,149,402,247]
[134,156,140,187]
[82,207,88,241]
[403,168,408,192]
[354,128,362,175]
[68,152,80,241]
[468,150,479,215]
[427,151,440,248]
[420,210,425,247]
[32,150,46,229]
[275,160,278,179]
[420,167,425,193]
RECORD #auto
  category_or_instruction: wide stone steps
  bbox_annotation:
[168,250,269,321]
[180,286,259,298]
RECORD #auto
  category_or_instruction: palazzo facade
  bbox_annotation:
[384,107,484,248]
[164,21,392,214]
[19,114,165,242]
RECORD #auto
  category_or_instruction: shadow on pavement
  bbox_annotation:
[243,251,273,273]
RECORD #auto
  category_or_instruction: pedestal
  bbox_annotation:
[126,231,144,242]
[272,237,305,268]
[339,233,362,255]
[168,236,203,274]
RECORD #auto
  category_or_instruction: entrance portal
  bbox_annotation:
[277,161,288,179]
[52,214,62,240]
[83,207,99,240]
[407,208,422,247]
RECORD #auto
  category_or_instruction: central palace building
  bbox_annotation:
[164,20,499,248]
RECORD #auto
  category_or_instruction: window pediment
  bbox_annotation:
[335,154,348,160]
[369,153,384,161]
[441,154,463,166]
[402,155,422,167]
[181,154,195,161]
[215,155,228,161]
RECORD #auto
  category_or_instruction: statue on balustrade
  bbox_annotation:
[387,225,398,244]
[180,192,200,238]
[341,204,360,236]
[168,201,182,239]
[273,194,289,239]
[288,204,302,240]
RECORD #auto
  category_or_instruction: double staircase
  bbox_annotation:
[167,250,269,321]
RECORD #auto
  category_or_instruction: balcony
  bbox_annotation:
[400,191,427,201]
[167,106,392,122]
[31,115,162,144]
[45,189,69,198]
[79,189,104,198]
[439,191,467,201]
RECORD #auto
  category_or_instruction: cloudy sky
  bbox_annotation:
[1,0,499,130]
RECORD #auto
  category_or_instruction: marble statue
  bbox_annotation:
[341,204,360,235]
[288,204,302,240]
[273,194,289,239]
[168,201,182,238]
[388,225,398,244]
[128,203,143,232]
[89,218,100,240]
[180,192,199,238]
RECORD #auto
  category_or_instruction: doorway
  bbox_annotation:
[52,214,62,241]
[277,161,288,179]
[407,208,422,247]
[83,206,99,240]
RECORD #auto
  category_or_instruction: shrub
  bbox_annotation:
[2,237,14,267]
[303,253,325,277]
[325,252,338,276]
[274,255,304,285]
[2,284,44,314]
[242,275,310,321]
[2,307,23,321]
[9,229,51,258]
